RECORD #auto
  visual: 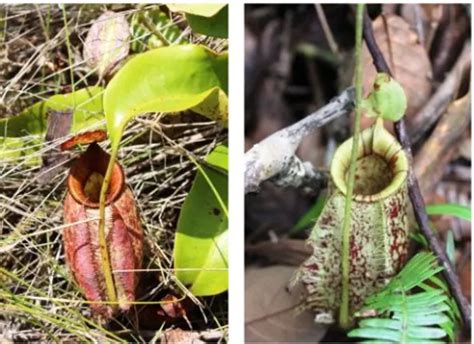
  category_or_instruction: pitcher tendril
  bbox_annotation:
[339,3,365,329]
[98,148,120,311]
[291,4,411,329]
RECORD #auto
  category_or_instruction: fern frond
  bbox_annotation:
[348,252,460,343]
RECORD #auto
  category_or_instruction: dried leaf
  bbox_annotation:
[84,11,130,78]
[44,109,73,142]
[459,259,471,300]
[158,294,189,320]
[245,266,328,342]
[36,109,73,184]
[414,92,470,196]
[400,4,443,49]
[161,329,203,344]
[362,14,432,118]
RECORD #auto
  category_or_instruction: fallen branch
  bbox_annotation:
[363,9,471,330]
[245,87,355,193]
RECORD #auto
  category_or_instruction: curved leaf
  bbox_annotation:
[103,44,228,150]
[426,203,471,222]
[167,4,226,17]
[205,142,228,171]
[173,145,228,296]
[290,195,327,234]
[186,6,228,38]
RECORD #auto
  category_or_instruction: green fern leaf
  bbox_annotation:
[348,252,460,343]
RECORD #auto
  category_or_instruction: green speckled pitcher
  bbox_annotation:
[293,119,409,324]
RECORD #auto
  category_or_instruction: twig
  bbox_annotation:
[244,87,355,193]
[60,6,75,93]
[363,9,471,330]
[314,4,339,54]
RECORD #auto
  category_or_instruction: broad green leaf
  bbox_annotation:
[167,4,226,17]
[205,143,228,171]
[0,86,104,137]
[0,136,42,165]
[426,203,471,222]
[103,44,228,152]
[130,9,186,52]
[173,145,228,296]
[0,87,104,164]
[186,5,228,38]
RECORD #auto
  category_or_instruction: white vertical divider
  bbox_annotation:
[228,1,245,343]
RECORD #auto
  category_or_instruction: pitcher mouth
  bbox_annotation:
[330,120,408,202]
[67,143,124,208]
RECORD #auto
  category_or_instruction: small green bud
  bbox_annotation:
[363,73,407,122]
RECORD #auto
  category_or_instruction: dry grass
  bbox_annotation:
[0,4,228,342]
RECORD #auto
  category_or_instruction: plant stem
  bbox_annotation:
[97,145,119,311]
[339,3,364,329]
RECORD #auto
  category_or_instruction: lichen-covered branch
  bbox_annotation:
[245,87,355,193]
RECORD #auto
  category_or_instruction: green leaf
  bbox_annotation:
[290,195,326,234]
[0,87,104,164]
[205,143,228,171]
[426,203,471,222]
[348,327,400,342]
[0,136,42,165]
[173,145,228,296]
[0,87,104,137]
[103,44,228,151]
[185,5,228,38]
[130,9,186,52]
[167,4,226,17]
